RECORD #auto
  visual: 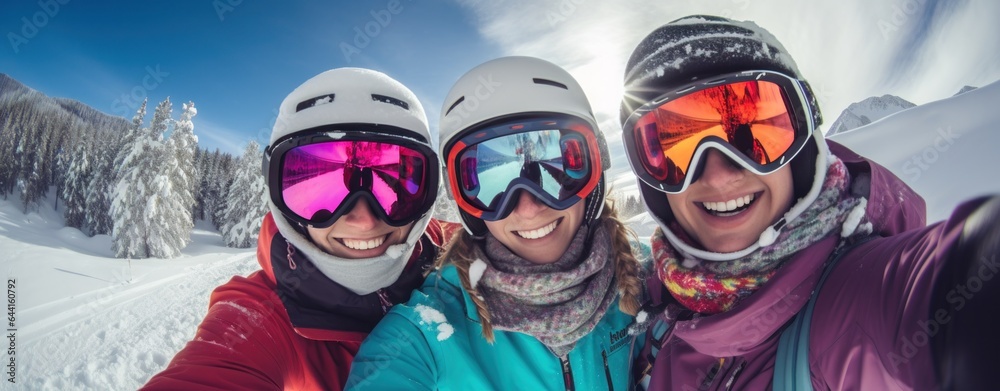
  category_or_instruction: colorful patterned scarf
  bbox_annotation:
[476,223,617,357]
[656,156,869,314]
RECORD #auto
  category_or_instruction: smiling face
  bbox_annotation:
[484,191,585,264]
[666,149,794,253]
[307,199,414,259]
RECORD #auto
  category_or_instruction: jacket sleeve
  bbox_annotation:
[345,311,437,391]
[930,195,1000,390]
[141,284,295,390]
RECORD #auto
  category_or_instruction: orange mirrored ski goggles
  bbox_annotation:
[622,71,815,193]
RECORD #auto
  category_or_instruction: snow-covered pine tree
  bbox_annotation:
[51,120,77,211]
[195,148,211,221]
[113,99,146,181]
[62,139,92,229]
[622,194,639,218]
[192,147,205,220]
[84,124,120,235]
[17,111,49,211]
[145,139,190,258]
[221,140,267,248]
[0,113,18,197]
[141,97,194,258]
[111,102,152,259]
[111,98,183,258]
[201,149,222,226]
[210,151,236,230]
[169,102,199,222]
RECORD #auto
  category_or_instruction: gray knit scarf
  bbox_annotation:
[476,223,617,358]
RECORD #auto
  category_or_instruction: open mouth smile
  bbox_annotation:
[514,218,561,240]
[338,234,389,250]
[701,193,757,217]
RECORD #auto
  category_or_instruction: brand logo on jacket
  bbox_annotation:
[609,326,630,354]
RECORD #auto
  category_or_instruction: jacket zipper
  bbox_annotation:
[376,289,392,314]
[700,357,744,391]
[286,242,297,270]
[722,359,746,391]
[560,356,575,391]
[601,349,614,391]
[699,358,724,390]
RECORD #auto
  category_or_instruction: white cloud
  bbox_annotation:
[897,0,1000,102]
[455,0,1000,190]
[195,116,250,155]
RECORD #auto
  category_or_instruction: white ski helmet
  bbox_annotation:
[263,68,437,295]
[269,68,430,145]
[439,56,611,237]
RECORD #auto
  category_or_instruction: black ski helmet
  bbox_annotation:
[619,15,836,261]
[621,15,824,212]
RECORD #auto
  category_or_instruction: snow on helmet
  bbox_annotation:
[263,68,436,295]
[440,56,611,238]
[620,15,830,261]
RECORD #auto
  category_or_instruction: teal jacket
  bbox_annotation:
[346,264,644,390]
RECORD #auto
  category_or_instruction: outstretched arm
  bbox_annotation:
[141,296,289,390]
[931,196,1000,390]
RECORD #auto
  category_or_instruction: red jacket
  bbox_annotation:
[142,213,458,390]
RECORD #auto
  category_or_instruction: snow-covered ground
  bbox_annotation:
[829,79,1000,223]
[1,79,998,390]
[2,198,257,390]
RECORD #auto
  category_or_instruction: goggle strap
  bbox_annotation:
[582,174,604,224]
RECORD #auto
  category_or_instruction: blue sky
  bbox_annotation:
[3,0,999,171]
[1,1,499,154]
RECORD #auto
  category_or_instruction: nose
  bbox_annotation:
[694,149,745,190]
[510,190,547,219]
[341,199,379,231]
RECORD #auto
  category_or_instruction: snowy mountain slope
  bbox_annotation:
[0,73,130,131]
[2,197,257,390]
[831,78,1000,223]
[0,73,32,99]
[825,94,916,136]
[954,85,977,96]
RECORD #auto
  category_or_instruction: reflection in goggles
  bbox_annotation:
[457,129,591,212]
[281,141,428,222]
[633,80,796,186]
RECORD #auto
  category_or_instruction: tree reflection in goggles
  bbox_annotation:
[456,129,591,213]
[280,140,429,223]
[632,80,797,187]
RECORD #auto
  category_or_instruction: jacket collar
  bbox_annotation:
[257,214,436,342]
[668,236,837,356]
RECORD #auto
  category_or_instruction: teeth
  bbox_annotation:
[342,235,386,250]
[516,220,559,240]
[703,194,755,213]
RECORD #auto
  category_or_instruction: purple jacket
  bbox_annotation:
[641,141,981,390]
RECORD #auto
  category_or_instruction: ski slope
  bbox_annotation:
[2,198,258,390]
